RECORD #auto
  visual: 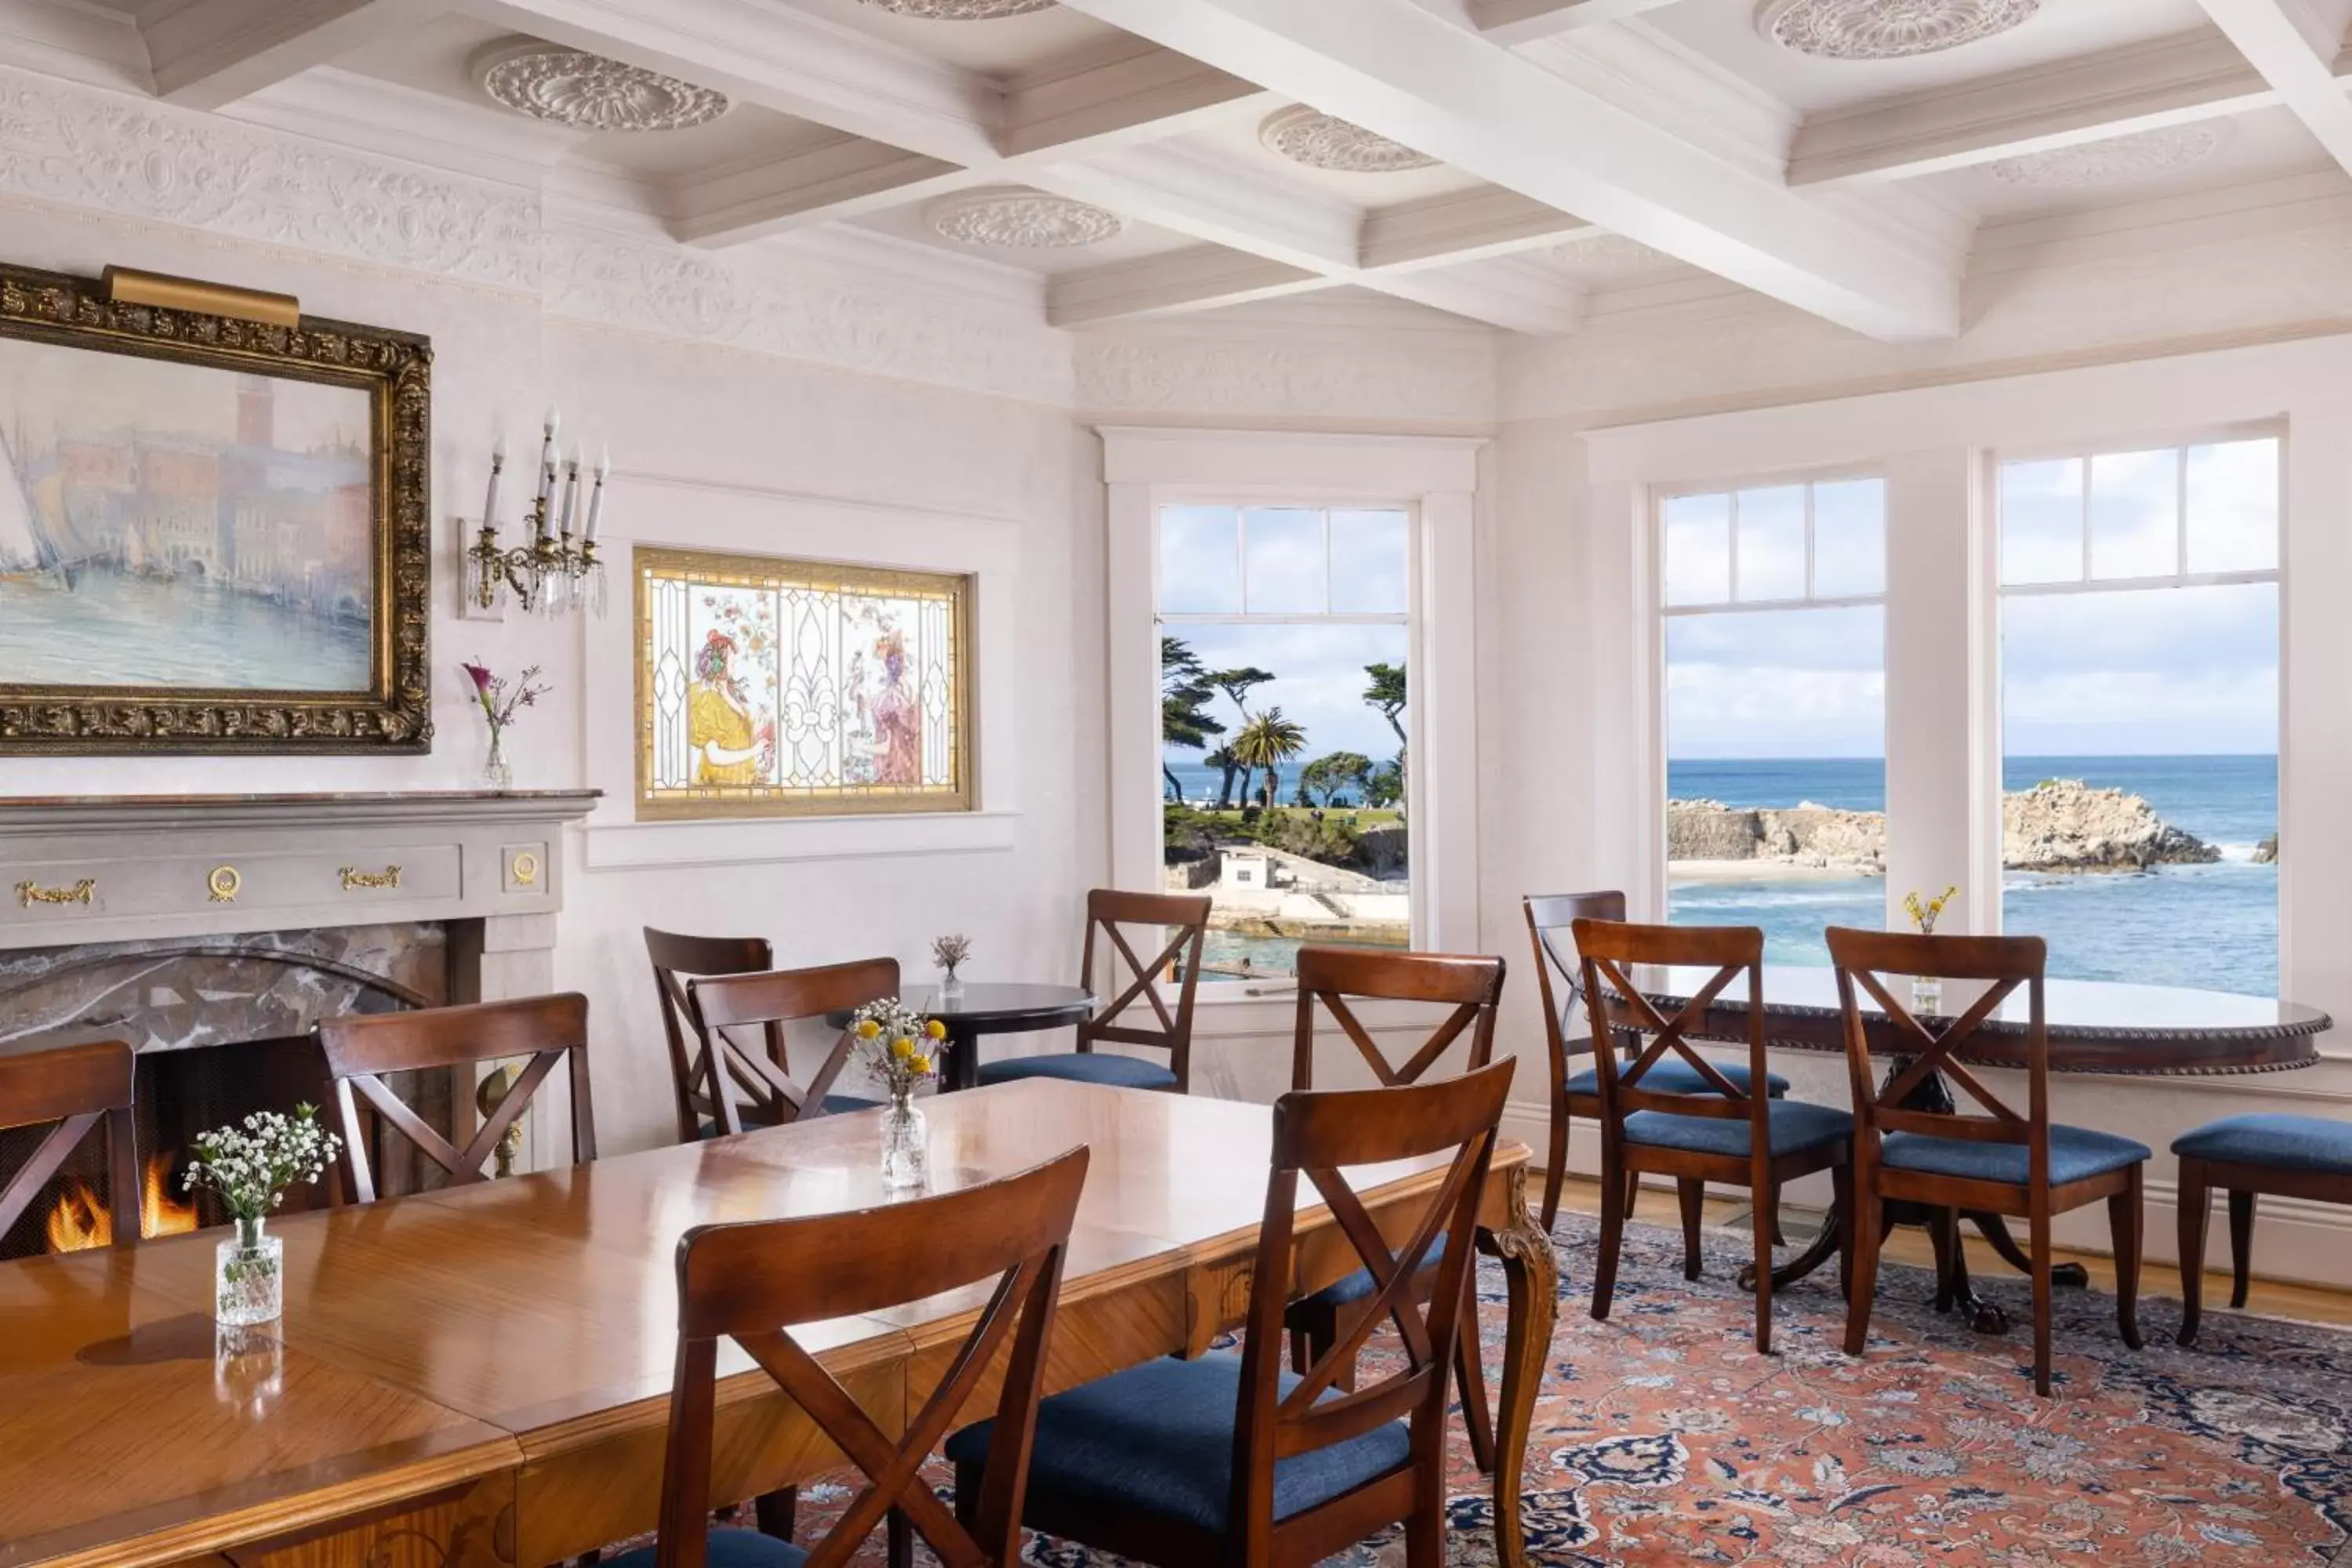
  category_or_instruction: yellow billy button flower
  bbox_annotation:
[911,1054,932,1076]
[924,1018,947,1040]
[855,1019,881,1040]
[891,1037,914,1059]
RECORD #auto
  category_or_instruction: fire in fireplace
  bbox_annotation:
[45,1152,199,1250]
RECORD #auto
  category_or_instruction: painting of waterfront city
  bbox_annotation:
[0,337,375,692]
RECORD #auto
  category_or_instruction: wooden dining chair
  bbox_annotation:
[314,994,597,1204]
[644,928,780,1145]
[975,889,1210,1093]
[1826,927,2148,1396]
[1281,944,1504,1473]
[0,1040,140,1248]
[601,1146,1089,1568]
[1577,919,1853,1355]
[946,1059,1514,1568]
[684,960,896,1135]
[1524,891,1790,1232]
[2170,1114,2352,1345]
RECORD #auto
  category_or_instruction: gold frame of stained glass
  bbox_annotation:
[633,544,975,821]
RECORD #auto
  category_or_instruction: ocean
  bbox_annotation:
[1668,755,2278,996]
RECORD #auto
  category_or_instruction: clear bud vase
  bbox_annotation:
[483,726,512,789]
[938,962,964,1001]
[1911,976,1944,1017]
[216,1215,283,1327]
[880,1088,928,1191]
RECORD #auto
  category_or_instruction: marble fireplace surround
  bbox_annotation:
[0,790,600,1181]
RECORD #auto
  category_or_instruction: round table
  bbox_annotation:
[1637,965,2332,1330]
[835,982,1096,1093]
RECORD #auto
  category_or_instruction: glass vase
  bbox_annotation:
[215,1216,283,1327]
[482,727,512,789]
[880,1090,928,1191]
[938,964,964,1001]
[1911,976,1944,1018]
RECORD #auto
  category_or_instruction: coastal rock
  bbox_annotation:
[2000,779,2220,871]
[2254,833,2279,865]
[1666,779,2219,873]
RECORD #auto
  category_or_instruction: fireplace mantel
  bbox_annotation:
[0,789,599,952]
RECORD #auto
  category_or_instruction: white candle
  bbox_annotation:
[483,437,505,528]
[558,442,583,535]
[585,446,609,540]
[535,407,560,508]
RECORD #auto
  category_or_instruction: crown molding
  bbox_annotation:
[227,65,583,189]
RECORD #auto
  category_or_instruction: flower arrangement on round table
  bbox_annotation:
[850,998,946,1189]
[183,1104,340,1327]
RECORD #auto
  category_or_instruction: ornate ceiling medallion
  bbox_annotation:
[1258,107,1437,173]
[856,0,1058,16]
[477,44,728,132]
[1987,124,2228,188]
[926,187,1124,249]
[1756,0,2042,60]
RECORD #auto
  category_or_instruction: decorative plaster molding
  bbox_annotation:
[542,223,1073,406]
[1758,0,2040,60]
[926,187,1123,248]
[1257,106,1438,173]
[477,45,728,133]
[1987,124,2228,189]
[0,66,540,292]
[857,0,1058,16]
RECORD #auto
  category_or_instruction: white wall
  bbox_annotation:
[0,67,1098,1156]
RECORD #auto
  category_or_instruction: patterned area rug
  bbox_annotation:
[731,1212,2352,1565]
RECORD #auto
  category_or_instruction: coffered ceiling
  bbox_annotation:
[9,0,2352,343]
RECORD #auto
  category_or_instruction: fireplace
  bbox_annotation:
[0,789,599,1259]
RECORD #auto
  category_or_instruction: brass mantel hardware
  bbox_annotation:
[16,878,96,909]
[208,866,242,903]
[103,266,299,327]
[339,865,403,892]
[510,850,541,887]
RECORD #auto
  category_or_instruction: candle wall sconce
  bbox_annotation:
[463,408,608,618]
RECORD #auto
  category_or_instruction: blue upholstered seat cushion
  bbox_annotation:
[1882,1124,2151,1187]
[1621,1100,1851,1159]
[604,1531,805,1568]
[1566,1059,1789,1098]
[1294,1234,1449,1311]
[697,1094,877,1138]
[976,1052,1178,1091]
[943,1352,1408,1536]
[2172,1113,2352,1174]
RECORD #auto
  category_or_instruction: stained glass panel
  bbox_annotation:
[635,546,972,819]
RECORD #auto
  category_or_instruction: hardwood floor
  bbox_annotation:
[1549,1175,2352,1330]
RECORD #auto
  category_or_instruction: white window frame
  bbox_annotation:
[1648,470,1893,935]
[1989,422,2285,961]
[1102,428,1483,1000]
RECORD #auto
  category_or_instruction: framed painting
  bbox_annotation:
[634,545,974,820]
[0,263,430,753]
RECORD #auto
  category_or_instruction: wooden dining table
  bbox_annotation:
[1641,963,2332,1330]
[0,1080,1556,1568]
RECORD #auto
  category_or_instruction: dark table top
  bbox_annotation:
[831,982,1095,1034]
[1640,964,2331,1076]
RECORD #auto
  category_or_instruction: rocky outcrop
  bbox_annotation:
[2254,833,2279,865]
[1668,779,2220,873]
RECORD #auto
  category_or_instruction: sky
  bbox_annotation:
[0,338,368,458]
[1160,506,1410,768]
[1663,445,2281,760]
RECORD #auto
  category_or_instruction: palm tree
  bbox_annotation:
[1232,708,1308,811]
[1209,666,1275,805]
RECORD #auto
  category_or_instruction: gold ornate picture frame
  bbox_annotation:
[0,263,431,753]
[634,545,975,820]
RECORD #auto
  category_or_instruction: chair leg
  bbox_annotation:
[2176,1158,2210,1346]
[1832,1160,1854,1305]
[887,1507,912,1568]
[2110,1167,2144,1351]
[1926,1207,1960,1315]
[1289,1325,1312,1377]
[753,1488,797,1541]
[1677,1178,1704,1282]
[1592,1147,1624,1323]
[1541,1091,1569,1234]
[1752,1178,1777,1356]
[1456,1307,1497,1475]
[1844,1183,1881,1358]
[2227,1189,2257,1309]
[2029,1203,2055,1399]
[1623,1170,1640,1225]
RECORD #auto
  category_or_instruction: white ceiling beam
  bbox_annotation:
[1048,245,1323,326]
[1358,186,1592,270]
[1053,0,1960,340]
[1468,0,1679,46]
[666,143,964,245]
[1791,27,2312,184]
[998,44,1275,158]
[1369,254,1584,333]
[2194,0,2352,174]
[143,0,433,111]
